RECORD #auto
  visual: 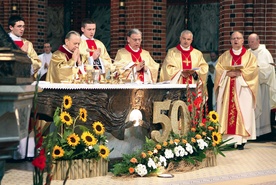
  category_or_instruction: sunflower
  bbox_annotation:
[79,108,87,122]
[92,121,105,135]
[67,133,80,147]
[209,111,219,123]
[81,131,97,146]
[60,111,73,126]
[212,132,222,145]
[52,145,64,159]
[99,145,110,159]
[63,95,72,109]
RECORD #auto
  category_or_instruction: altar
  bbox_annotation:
[36,82,195,158]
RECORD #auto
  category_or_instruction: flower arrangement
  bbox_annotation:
[41,95,110,184]
[111,111,229,177]
[45,95,110,161]
[111,84,232,177]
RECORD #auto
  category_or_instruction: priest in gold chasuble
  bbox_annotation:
[79,18,112,74]
[159,30,208,85]
[46,31,88,83]
[113,28,159,84]
[214,31,258,149]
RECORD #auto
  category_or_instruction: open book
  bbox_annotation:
[123,61,136,70]
[223,64,243,70]
[170,70,182,84]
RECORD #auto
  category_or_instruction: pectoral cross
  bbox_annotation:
[183,58,191,66]
[91,46,95,52]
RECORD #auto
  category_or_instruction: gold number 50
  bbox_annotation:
[151,100,190,143]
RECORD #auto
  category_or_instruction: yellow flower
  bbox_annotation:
[63,95,72,109]
[209,111,219,123]
[79,108,87,122]
[81,131,97,146]
[93,121,105,135]
[67,133,80,147]
[99,145,110,159]
[52,145,64,159]
[60,111,73,126]
[212,132,222,145]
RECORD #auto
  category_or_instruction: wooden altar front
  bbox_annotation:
[36,83,195,158]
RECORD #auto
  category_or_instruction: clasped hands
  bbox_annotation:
[72,48,82,66]
[181,69,195,78]
[226,69,241,77]
[136,60,148,72]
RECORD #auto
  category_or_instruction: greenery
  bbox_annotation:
[43,95,110,162]
[33,95,111,184]
[111,83,233,177]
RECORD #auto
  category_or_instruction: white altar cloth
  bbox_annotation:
[34,81,196,90]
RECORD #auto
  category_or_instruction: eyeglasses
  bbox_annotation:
[129,37,142,42]
[231,37,243,40]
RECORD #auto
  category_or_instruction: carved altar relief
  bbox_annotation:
[131,89,145,110]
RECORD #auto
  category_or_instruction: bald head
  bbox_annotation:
[248,33,260,50]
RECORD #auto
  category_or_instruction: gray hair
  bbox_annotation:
[127,28,142,37]
[180,30,193,38]
[65,30,80,40]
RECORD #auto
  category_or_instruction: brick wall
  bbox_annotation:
[110,0,167,64]
[219,0,276,61]
[1,0,276,62]
[1,0,47,54]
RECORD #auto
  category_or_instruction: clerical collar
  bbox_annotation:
[62,45,73,54]
[232,48,242,55]
[180,45,190,51]
[81,34,94,40]
[128,44,140,52]
[9,32,22,41]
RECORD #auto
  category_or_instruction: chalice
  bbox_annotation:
[110,65,116,84]
[72,66,79,83]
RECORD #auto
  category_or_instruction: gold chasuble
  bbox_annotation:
[86,40,97,56]
[79,39,112,66]
[114,46,159,83]
[227,48,246,135]
[46,45,88,83]
[214,47,258,144]
[160,45,208,84]
[13,39,41,75]
[125,45,144,82]
[176,44,193,84]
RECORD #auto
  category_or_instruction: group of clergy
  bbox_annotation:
[8,13,276,154]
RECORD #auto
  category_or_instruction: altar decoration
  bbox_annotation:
[42,95,110,183]
[111,84,232,177]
